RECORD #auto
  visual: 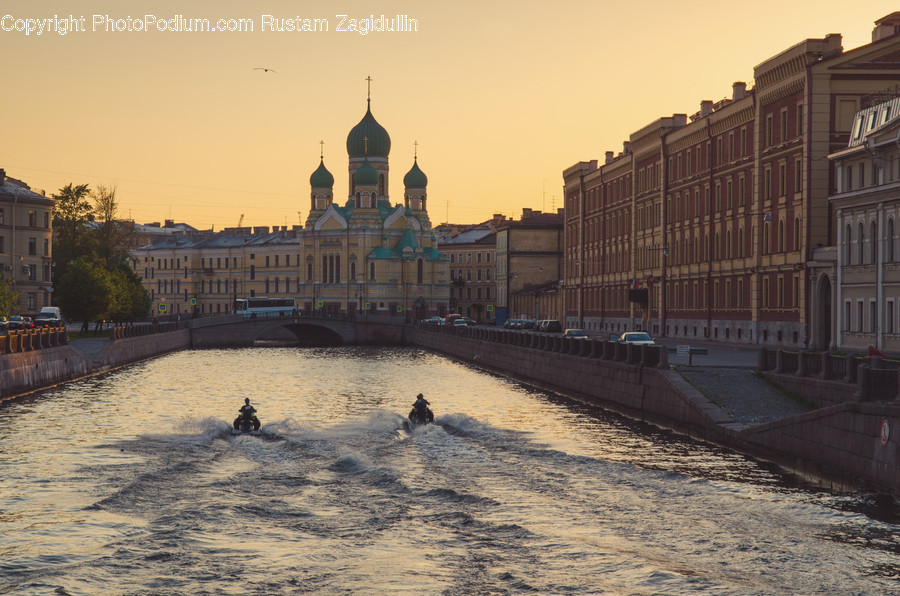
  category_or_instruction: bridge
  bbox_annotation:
[189,313,408,348]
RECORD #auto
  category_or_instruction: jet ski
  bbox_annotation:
[231,417,262,436]
[407,406,434,428]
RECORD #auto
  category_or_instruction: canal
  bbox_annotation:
[1,346,898,594]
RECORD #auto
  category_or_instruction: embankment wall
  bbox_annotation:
[0,346,93,399]
[409,327,900,495]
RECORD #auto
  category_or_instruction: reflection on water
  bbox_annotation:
[1,346,898,594]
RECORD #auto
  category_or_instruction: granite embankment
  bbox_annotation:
[409,325,900,496]
[0,324,190,401]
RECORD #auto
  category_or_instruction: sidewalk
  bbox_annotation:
[655,338,814,427]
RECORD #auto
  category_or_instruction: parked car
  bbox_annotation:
[563,328,589,339]
[619,331,655,345]
[542,320,562,333]
[8,316,33,330]
[504,319,518,329]
[452,318,469,327]
[520,319,536,330]
[421,316,443,325]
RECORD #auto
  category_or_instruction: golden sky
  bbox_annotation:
[1,0,895,230]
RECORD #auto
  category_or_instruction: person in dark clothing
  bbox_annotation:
[234,397,261,430]
[409,393,434,424]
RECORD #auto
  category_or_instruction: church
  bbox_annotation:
[298,91,449,319]
[130,90,449,321]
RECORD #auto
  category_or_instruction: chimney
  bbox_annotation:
[605,151,615,164]
[700,100,713,117]
[873,12,900,42]
[623,141,632,154]
[522,208,533,219]
[164,219,174,228]
[0,168,5,186]
[732,82,747,100]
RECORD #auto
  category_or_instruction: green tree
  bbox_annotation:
[51,183,95,284]
[107,263,150,323]
[56,257,111,332]
[0,274,19,318]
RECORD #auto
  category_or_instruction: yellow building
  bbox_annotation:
[0,170,54,313]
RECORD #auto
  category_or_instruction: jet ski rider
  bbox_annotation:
[411,393,434,422]
[234,398,261,431]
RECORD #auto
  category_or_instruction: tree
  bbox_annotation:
[0,274,18,318]
[92,183,128,267]
[107,263,150,323]
[56,257,111,332]
[51,183,95,285]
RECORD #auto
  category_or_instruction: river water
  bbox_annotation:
[1,347,898,595]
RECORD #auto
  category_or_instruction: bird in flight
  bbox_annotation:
[254,67,278,73]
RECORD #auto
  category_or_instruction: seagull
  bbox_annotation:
[254,67,278,73]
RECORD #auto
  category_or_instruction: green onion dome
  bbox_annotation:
[346,101,391,158]
[403,158,428,189]
[353,157,379,187]
[309,158,334,188]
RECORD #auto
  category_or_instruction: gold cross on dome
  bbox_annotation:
[319,140,324,158]
[413,140,418,159]
[366,76,373,101]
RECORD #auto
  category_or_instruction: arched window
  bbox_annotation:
[369,262,376,281]
[417,259,424,285]
[378,173,385,196]
[763,223,770,255]
[844,223,852,263]
[793,217,800,252]
[322,255,328,282]
[738,226,745,258]
[350,262,356,281]
[726,230,732,259]
[307,263,313,281]
[858,222,865,265]
[870,221,877,264]
[335,255,341,282]
[778,219,785,253]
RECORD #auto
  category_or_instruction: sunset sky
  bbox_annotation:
[1,1,896,230]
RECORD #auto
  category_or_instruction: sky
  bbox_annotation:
[1,1,897,230]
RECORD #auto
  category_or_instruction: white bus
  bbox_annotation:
[233,297,297,319]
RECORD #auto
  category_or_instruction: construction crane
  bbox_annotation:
[237,214,244,227]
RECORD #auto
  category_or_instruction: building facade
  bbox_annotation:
[822,96,900,353]
[495,208,563,325]
[0,169,55,313]
[440,221,499,323]
[564,14,900,345]
[132,97,449,320]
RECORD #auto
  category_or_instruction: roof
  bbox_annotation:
[0,175,54,206]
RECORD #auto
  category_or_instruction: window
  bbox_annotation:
[794,159,802,195]
[844,223,852,263]
[796,104,803,136]
[370,262,376,281]
[780,108,788,143]
[766,115,774,147]
[28,237,36,255]
[28,211,36,227]
[889,219,895,263]
[779,163,786,197]
[43,238,49,256]
[871,221,877,264]
[858,222,864,265]
[888,300,895,335]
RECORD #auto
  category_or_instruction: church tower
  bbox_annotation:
[346,77,390,205]
[306,148,334,228]
[403,152,430,228]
